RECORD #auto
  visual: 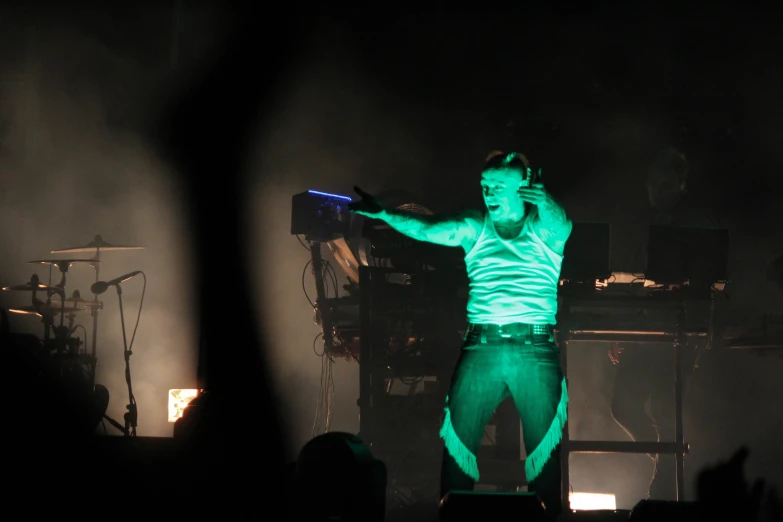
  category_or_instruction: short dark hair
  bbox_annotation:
[483,151,531,173]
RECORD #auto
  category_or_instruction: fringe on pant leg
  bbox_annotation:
[525,377,569,484]
[439,396,480,481]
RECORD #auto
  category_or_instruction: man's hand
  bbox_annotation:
[518,183,547,205]
[347,186,384,217]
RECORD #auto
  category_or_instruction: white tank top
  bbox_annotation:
[464,212,563,325]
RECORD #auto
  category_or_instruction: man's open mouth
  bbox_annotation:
[488,204,500,211]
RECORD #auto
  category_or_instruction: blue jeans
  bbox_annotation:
[440,329,566,516]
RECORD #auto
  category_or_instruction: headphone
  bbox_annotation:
[524,165,543,187]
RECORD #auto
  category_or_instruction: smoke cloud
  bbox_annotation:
[247,20,437,458]
[0,17,196,437]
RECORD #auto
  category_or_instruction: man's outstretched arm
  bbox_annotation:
[348,186,481,248]
[378,207,482,248]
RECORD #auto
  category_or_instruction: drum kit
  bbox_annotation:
[2,234,144,436]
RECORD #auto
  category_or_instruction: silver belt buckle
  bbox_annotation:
[500,325,512,338]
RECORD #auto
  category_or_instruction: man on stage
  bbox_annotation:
[349,151,572,517]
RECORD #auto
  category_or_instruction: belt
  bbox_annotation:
[465,323,553,343]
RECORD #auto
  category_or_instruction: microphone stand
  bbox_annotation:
[115,283,137,436]
[97,282,137,437]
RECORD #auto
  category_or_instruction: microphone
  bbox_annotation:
[90,271,142,295]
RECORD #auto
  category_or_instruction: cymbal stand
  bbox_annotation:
[66,312,78,342]
[52,261,69,335]
[47,264,74,356]
[26,274,50,341]
[89,249,101,387]
[44,264,55,339]
[27,273,59,343]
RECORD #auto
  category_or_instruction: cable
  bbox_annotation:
[326,260,338,290]
[322,262,330,299]
[297,242,340,436]
[324,261,339,298]
[311,333,324,435]
[301,260,315,308]
[311,332,335,437]
[301,255,337,301]
[320,260,338,299]
[302,258,339,312]
[296,234,311,251]
[325,352,334,432]
[312,331,325,356]
[127,272,146,353]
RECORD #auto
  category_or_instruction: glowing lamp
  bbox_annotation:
[307,189,351,201]
[168,389,199,422]
[569,492,617,511]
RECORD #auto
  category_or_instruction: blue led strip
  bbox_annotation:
[308,189,352,201]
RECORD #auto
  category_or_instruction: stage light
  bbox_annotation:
[307,189,352,201]
[168,389,199,422]
[569,492,617,511]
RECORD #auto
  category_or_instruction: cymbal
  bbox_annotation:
[64,296,95,305]
[28,259,99,266]
[52,297,101,307]
[51,235,144,253]
[2,282,58,292]
[9,305,82,316]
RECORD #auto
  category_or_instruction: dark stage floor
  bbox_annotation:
[86,435,696,522]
